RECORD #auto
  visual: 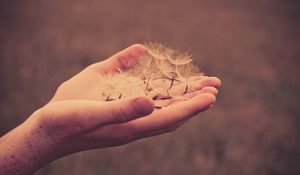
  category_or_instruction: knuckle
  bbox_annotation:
[112,106,129,123]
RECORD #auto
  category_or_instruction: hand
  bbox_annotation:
[41,43,221,150]
[0,44,221,175]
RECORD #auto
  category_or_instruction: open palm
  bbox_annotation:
[41,44,221,153]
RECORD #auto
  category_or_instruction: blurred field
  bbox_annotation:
[0,0,299,174]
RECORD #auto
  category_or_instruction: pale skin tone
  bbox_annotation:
[0,44,221,175]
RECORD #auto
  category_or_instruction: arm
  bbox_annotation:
[0,44,221,175]
[0,111,60,175]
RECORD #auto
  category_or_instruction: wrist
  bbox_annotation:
[0,109,62,175]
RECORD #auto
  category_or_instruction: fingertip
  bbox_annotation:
[197,93,216,112]
[201,86,219,95]
[130,43,147,54]
[133,96,155,116]
[195,93,216,106]
[125,44,147,61]
[204,93,217,103]
[194,77,222,91]
[210,77,222,87]
[113,44,147,70]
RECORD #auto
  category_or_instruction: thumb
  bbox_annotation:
[101,96,155,124]
[60,97,155,128]
[41,97,154,134]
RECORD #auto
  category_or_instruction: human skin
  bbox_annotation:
[0,44,221,175]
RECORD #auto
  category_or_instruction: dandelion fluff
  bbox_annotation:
[99,42,203,108]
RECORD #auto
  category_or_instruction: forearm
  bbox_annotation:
[0,111,60,175]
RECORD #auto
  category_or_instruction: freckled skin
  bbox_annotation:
[0,44,221,175]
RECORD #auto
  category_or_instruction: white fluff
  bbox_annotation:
[99,42,203,108]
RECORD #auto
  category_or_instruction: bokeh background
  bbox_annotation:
[1,0,299,174]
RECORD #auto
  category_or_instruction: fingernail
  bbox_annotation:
[134,97,154,115]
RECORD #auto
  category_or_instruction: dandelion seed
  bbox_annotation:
[99,42,203,108]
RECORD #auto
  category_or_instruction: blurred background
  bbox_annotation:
[1,0,299,174]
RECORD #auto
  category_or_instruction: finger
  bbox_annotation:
[100,96,155,124]
[188,75,207,81]
[46,97,154,133]
[81,92,216,145]
[151,85,218,108]
[129,93,216,137]
[179,86,218,99]
[89,44,146,74]
[77,96,154,130]
[167,76,218,96]
[200,86,218,95]
[166,87,218,107]
[191,77,222,91]
[154,99,173,108]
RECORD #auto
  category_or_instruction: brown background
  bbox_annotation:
[1,0,300,174]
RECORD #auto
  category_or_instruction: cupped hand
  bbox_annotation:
[0,44,221,175]
[37,44,221,154]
